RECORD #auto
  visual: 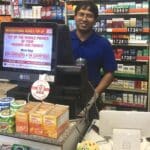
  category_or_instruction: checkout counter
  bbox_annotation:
[0,75,95,150]
[1,82,150,150]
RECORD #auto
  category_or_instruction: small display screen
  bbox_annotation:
[3,26,53,71]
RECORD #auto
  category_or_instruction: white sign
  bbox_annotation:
[31,80,50,101]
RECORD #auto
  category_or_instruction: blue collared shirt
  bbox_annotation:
[70,30,117,87]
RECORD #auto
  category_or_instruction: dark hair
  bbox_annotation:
[74,1,98,19]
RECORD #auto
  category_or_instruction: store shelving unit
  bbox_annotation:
[0,0,65,23]
[0,0,12,22]
[96,0,150,111]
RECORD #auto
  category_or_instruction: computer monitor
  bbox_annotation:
[0,22,74,98]
[99,110,150,138]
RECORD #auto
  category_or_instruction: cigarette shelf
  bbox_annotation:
[103,100,146,110]
[113,72,148,80]
[107,86,147,94]
[100,71,148,80]
[116,56,149,62]
[105,28,149,33]
[98,0,150,111]
[111,42,149,47]
[67,8,149,16]
[0,16,12,22]
[105,8,149,14]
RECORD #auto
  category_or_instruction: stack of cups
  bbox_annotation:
[10,100,26,113]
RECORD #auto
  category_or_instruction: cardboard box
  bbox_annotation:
[15,102,40,134]
[43,104,69,138]
[29,102,54,136]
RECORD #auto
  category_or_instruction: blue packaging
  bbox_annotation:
[0,97,15,111]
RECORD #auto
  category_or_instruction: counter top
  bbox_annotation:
[0,118,87,145]
[0,81,17,97]
[0,81,90,150]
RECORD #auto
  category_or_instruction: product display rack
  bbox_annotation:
[0,0,12,22]
[0,0,65,23]
[96,0,150,111]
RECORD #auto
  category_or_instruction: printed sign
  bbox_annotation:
[31,80,50,100]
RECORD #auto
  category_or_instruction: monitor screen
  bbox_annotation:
[3,25,53,72]
[0,22,57,85]
[0,21,74,99]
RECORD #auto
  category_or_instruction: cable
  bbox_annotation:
[75,125,84,143]
[27,92,31,103]
[94,101,99,117]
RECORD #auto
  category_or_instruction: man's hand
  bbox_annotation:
[93,91,99,100]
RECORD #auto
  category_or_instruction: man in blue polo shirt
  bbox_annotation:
[70,2,117,118]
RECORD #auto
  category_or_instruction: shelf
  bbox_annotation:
[0,16,12,22]
[98,12,149,16]
[100,71,148,80]
[114,72,148,80]
[116,56,149,62]
[105,8,149,14]
[24,3,41,5]
[96,0,150,111]
[100,70,148,79]
[107,86,147,94]
[12,18,65,24]
[110,40,149,47]
[103,100,146,109]
[112,43,149,47]
[136,56,149,62]
[67,10,149,16]
[106,28,149,33]
[116,59,148,63]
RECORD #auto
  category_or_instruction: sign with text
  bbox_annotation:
[3,27,53,71]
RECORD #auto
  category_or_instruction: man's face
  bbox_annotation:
[74,8,96,33]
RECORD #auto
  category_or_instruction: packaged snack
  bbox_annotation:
[15,102,40,134]
[43,104,69,138]
[0,109,15,134]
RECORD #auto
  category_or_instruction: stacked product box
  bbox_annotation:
[15,102,41,134]
[43,104,69,138]
[29,102,55,136]
[15,102,69,138]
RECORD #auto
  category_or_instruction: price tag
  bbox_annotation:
[113,7,129,13]
[94,27,106,33]
[113,39,128,45]
[31,80,50,101]
[127,27,142,33]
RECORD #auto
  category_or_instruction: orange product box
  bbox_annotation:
[15,102,41,134]
[29,102,54,136]
[43,104,69,139]
[0,16,12,22]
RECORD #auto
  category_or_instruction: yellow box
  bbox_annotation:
[29,102,54,136]
[15,102,40,134]
[43,104,69,138]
